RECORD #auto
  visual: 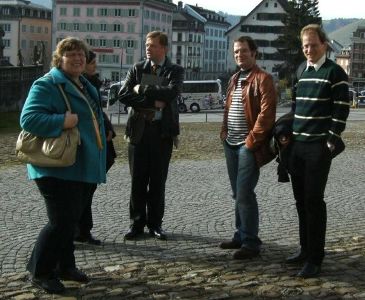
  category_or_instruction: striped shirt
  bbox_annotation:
[226,71,250,145]
[293,56,350,144]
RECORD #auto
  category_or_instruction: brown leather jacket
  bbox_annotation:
[220,65,277,167]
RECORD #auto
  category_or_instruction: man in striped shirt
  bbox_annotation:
[219,36,276,259]
[286,24,350,278]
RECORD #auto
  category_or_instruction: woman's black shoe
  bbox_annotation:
[58,268,89,282]
[30,276,65,294]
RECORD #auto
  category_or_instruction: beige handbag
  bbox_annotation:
[15,84,80,167]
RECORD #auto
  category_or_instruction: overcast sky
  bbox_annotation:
[176,0,364,20]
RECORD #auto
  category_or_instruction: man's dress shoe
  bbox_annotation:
[124,227,144,240]
[75,233,101,245]
[30,276,65,294]
[285,250,307,264]
[233,247,260,260]
[297,262,321,278]
[149,227,167,240]
[219,240,241,249]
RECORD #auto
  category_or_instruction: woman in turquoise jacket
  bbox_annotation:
[20,37,106,294]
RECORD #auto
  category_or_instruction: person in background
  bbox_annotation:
[219,36,276,260]
[21,37,106,294]
[118,31,184,240]
[286,24,350,278]
[74,50,117,245]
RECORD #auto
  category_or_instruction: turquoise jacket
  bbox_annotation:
[20,67,106,184]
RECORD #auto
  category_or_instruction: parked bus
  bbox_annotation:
[107,79,224,113]
[178,79,223,113]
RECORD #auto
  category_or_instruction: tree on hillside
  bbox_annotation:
[275,0,321,84]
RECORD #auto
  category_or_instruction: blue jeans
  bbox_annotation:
[224,141,261,251]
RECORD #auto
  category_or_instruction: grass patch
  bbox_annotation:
[0,112,21,133]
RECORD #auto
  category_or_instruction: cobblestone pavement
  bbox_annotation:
[0,150,365,299]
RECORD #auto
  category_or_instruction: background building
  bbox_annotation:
[184,3,230,80]
[0,0,52,68]
[172,3,204,80]
[53,0,175,81]
[225,0,288,74]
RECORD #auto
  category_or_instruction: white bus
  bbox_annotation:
[178,79,223,113]
[107,79,224,113]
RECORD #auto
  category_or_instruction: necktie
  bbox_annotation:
[151,64,159,75]
[307,66,315,72]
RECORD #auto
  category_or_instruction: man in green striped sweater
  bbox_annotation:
[285,24,350,278]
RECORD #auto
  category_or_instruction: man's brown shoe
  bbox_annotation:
[219,240,241,249]
[233,247,259,260]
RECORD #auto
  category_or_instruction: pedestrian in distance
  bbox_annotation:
[285,24,350,278]
[219,36,277,259]
[21,37,106,294]
[74,50,117,245]
[118,31,184,240]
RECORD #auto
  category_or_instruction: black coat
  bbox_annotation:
[84,73,116,171]
[118,57,184,139]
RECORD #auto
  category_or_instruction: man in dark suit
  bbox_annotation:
[118,31,184,240]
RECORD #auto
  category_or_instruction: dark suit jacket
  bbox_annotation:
[118,57,184,140]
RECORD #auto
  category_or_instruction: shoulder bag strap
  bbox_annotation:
[57,84,72,112]
[68,83,104,150]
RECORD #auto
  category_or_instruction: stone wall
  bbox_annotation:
[0,65,44,112]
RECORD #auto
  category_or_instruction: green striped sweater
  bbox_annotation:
[293,59,350,144]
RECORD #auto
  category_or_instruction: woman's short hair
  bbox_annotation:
[51,37,89,68]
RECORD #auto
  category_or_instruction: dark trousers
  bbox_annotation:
[77,140,115,237]
[27,177,92,278]
[76,183,97,237]
[289,141,332,265]
[128,122,173,229]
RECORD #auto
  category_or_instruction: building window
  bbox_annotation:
[60,23,67,30]
[127,40,134,48]
[113,39,120,48]
[111,71,120,81]
[127,23,135,33]
[144,10,150,19]
[73,7,80,17]
[143,25,149,34]
[100,24,107,32]
[1,24,11,31]
[114,9,121,16]
[128,9,136,17]
[99,39,106,47]
[22,24,26,32]
[99,8,108,16]
[87,8,94,17]
[177,33,182,42]
[30,26,34,33]
[114,24,121,32]
[86,38,95,46]
[21,39,26,49]
[112,55,119,64]
[60,7,67,16]
[37,26,42,33]
[45,27,48,34]
[126,55,134,65]
[86,23,93,31]
[73,23,79,31]
[3,39,10,47]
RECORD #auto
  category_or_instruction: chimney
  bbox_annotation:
[178,1,183,9]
